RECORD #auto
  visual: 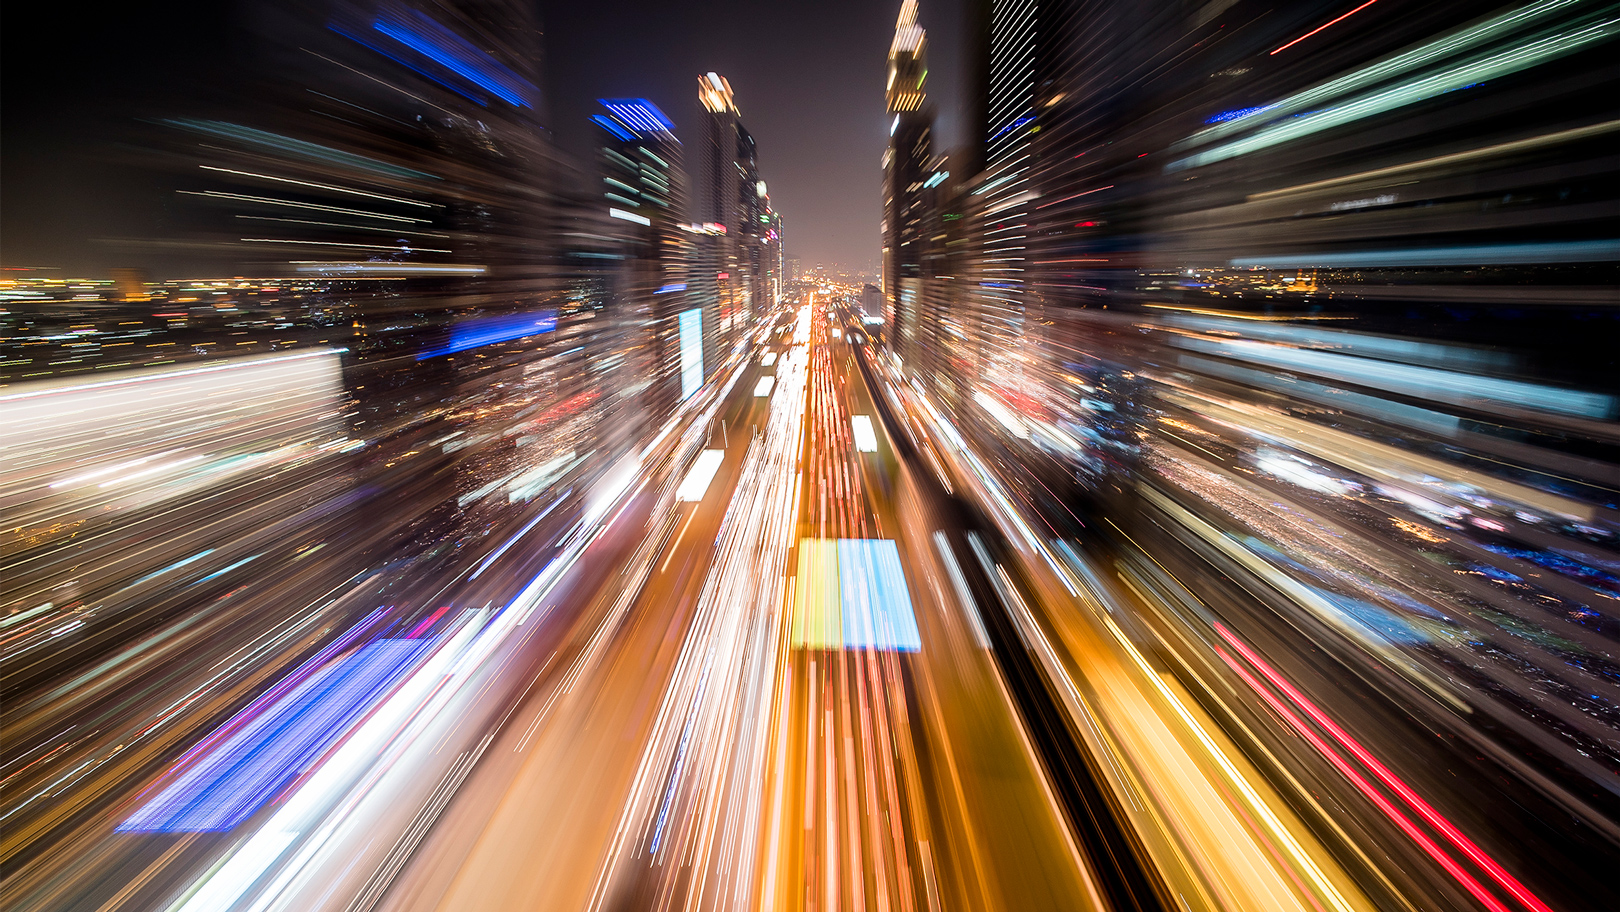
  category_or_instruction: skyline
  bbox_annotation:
[6,1,1618,909]
[2,0,963,276]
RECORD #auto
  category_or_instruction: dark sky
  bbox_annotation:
[543,0,963,273]
[2,3,243,276]
[2,0,963,277]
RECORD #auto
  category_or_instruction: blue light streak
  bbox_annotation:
[1205,104,1277,124]
[372,8,536,108]
[194,553,262,586]
[416,311,557,360]
[129,549,217,587]
[600,98,676,134]
[592,114,637,142]
[990,114,1035,141]
[329,24,490,107]
[119,639,427,832]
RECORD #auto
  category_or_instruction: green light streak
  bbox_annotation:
[1170,15,1619,170]
[1172,0,1591,152]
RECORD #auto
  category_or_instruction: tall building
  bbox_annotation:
[741,176,776,322]
[973,0,1038,391]
[881,1,935,364]
[592,98,692,422]
[153,0,589,439]
[766,211,785,309]
[694,73,765,377]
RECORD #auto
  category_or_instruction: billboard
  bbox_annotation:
[679,308,703,399]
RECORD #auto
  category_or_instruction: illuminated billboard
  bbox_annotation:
[679,308,703,399]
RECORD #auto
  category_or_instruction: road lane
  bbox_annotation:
[755,300,1100,911]
[372,327,785,912]
[848,311,1380,912]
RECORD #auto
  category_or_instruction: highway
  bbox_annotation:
[6,293,1617,912]
[7,0,1618,907]
[376,295,1100,912]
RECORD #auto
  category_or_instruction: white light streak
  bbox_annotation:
[609,208,652,226]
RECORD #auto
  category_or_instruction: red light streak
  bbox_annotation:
[1035,185,1114,209]
[406,605,452,638]
[1271,0,1379,56]
[1216,646,1512,912]
[1214,623,1553,912]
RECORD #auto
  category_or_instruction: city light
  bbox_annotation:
[6,2,1615,911]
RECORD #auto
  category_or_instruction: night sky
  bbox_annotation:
[2,0,962,277]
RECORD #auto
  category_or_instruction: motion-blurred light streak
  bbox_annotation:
[1175,333,1616,420]
[1174,0,1591,151]
[1271,0,1381,55]
[1216,624,1555,912]
[1228,239,1620,268]
[591,307,809,910]
[197,165,434,207]
[933,532,991,649]
[119,638,429,833]
[162,119,439,180]
[371,6,537,107]
[415,311,558,360]
[1173,17,1620,170]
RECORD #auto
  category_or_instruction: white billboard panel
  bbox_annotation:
[679,308,703,400]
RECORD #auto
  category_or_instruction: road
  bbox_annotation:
[9,292,1610,912]
[375,294,1100,912]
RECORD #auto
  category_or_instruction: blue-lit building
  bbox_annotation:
[591,98,694,420]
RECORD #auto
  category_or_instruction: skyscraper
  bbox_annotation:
[975,0,1038,388]
[693,73,779,367]
[592,98,692,419]
[764,210,785,309]
[741,174,775,322]
[695,73,742,375]
[882,1,934,363]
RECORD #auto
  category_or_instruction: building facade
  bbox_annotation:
[881,0,935,366]
[694,73,779,379]
[592,98,692,424]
